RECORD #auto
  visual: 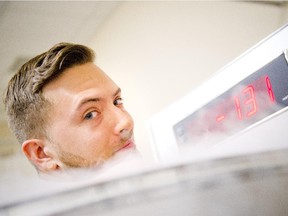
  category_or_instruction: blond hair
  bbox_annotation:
[4,42,95,144]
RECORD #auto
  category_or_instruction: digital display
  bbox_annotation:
[173,52,288,146]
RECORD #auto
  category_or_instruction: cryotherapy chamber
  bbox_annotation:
[2,26,288,216]
[148,24,288,163]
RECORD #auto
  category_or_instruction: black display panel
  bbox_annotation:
[173,52,288,146]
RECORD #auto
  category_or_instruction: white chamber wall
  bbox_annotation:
[89,1,288,161]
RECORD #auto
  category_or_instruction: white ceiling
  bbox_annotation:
[0,1,120,120]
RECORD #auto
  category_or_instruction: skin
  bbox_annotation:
[22,63,135,172]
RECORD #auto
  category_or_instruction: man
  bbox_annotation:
[4,42,136,174]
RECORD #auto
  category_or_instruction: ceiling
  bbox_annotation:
[0,1,120,120]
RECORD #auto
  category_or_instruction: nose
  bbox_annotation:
[113,108,134,137]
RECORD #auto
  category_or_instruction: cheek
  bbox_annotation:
[48,113,116,160]
[85,130,112,153]
[48,123,83,153]
[66,128,112,159]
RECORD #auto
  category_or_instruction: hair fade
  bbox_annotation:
[4,42,95,144]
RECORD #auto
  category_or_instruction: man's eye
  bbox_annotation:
[84,111,97,120]
[114,98,123,106]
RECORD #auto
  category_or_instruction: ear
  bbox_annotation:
[22,139,60,172]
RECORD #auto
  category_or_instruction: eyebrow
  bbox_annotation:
[76,87,121,110]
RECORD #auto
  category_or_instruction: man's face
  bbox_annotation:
[42,62,135,168]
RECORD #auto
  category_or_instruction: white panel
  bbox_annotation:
[148,24,288,162]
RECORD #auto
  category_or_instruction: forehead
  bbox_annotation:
[42,63,117,98]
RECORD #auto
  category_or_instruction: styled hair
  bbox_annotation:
[4,42,95,144]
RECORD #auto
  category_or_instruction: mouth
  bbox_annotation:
[116,139,136,153]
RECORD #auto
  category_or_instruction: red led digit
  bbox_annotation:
[216,115,225,122]
[265,76,275,102]
[243,85,257,117]
[234,96,242,120]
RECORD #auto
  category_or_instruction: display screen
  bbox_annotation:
[173,52,288,146]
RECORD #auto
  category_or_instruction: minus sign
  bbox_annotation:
[216,115,225,122]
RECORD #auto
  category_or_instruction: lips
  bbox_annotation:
[116,139,136,152]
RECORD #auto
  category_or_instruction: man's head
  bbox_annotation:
[4,42,135,173]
